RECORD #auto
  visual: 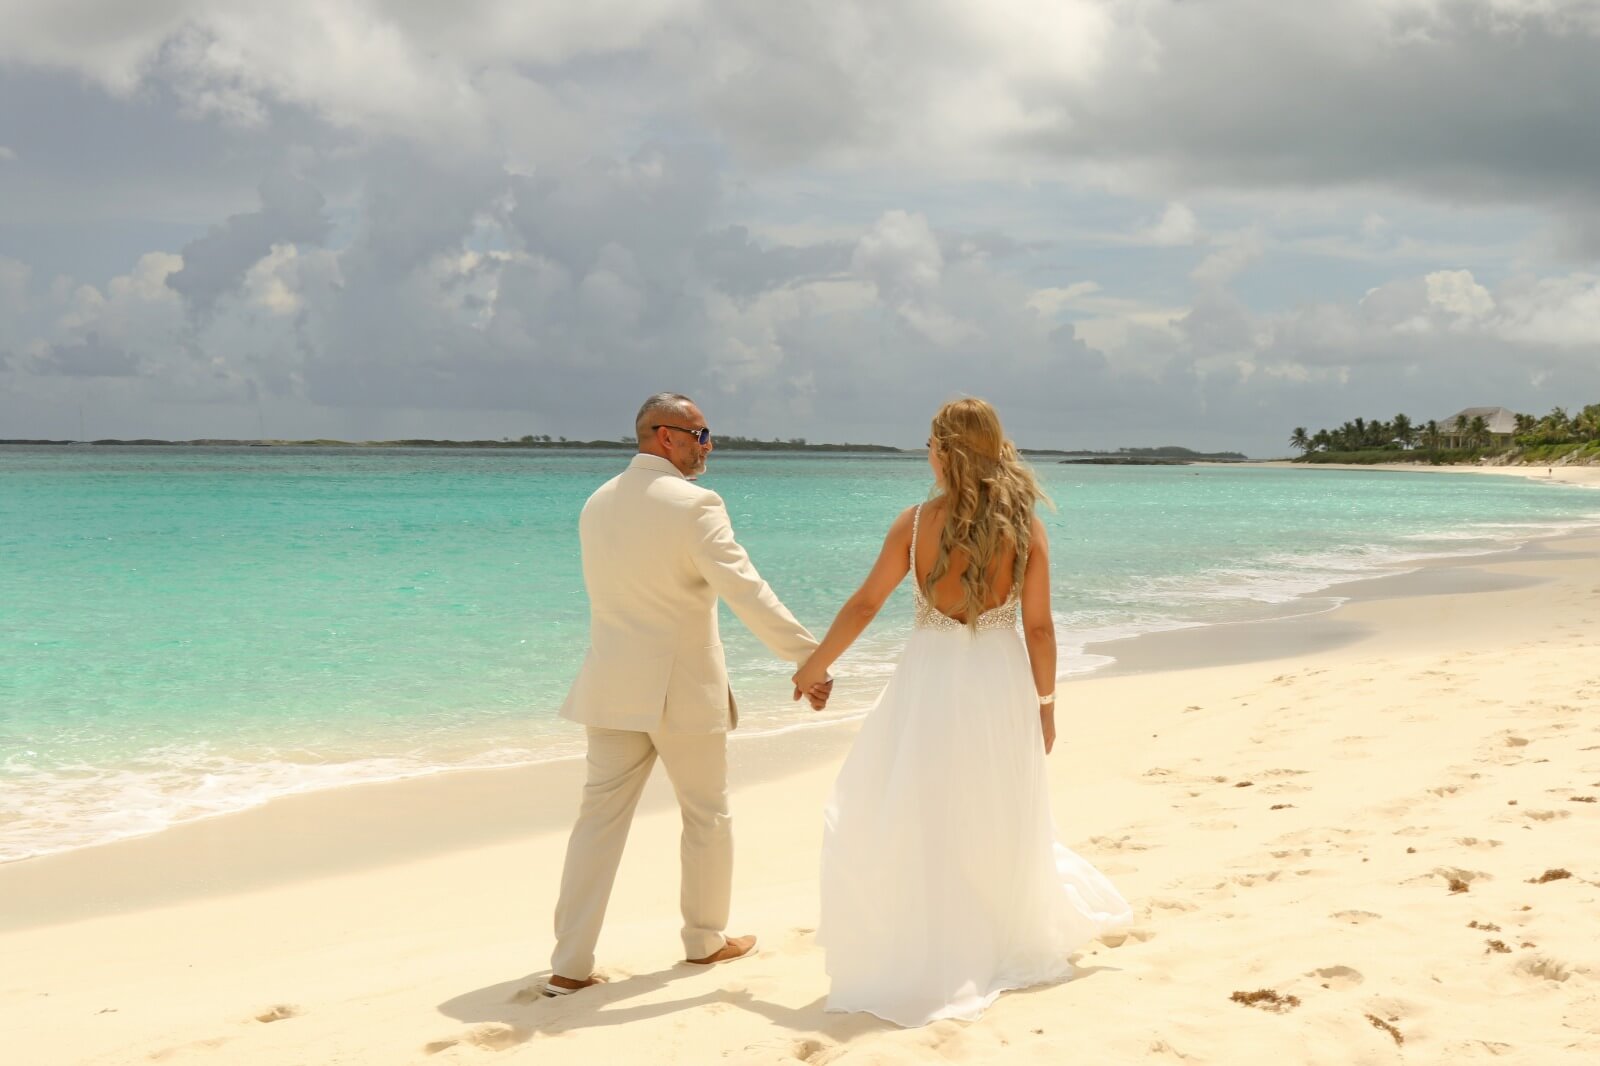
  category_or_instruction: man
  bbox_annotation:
[543,393,830,997]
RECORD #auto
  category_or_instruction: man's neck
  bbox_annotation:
[636,450,689,477]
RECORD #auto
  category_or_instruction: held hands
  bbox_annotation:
[792,658,834,711]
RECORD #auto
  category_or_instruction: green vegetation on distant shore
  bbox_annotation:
[1287,404,1600,466]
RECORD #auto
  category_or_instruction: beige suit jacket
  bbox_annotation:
[558,453,818,734]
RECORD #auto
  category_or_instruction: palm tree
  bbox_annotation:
[1289,427,1312,454]
[1312,429,1331,453]
[1420,419,1441,452]
[1467,415,1490,451]
[1575,404,1600,442]
[1390,413,1415,450]
[1541,407,1572,443]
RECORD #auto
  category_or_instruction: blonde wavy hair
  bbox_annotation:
[924,397,1051,629]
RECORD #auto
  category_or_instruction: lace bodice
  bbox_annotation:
[909,504,1020,632]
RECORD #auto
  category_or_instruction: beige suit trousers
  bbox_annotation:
[550,726,731,977]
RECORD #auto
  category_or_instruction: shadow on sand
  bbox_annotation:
[433,956,1118,1056]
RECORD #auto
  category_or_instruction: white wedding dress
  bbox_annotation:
[818,504,1133,1026]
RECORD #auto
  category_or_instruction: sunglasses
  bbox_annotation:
[655,424,712,446]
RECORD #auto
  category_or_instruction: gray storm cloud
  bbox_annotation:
[1,1,1599,452]
[166,174,330,316]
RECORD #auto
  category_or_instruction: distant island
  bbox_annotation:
[0,436,899,453]
[1026,446,1248,465]
[1,438,1250,460]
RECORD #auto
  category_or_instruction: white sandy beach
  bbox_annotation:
[3,466,1598,1065]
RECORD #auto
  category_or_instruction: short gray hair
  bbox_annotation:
[635,392,697,444]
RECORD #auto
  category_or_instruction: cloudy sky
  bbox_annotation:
[2,0,1598,455]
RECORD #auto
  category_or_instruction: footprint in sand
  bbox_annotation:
[1515,956,1573,983]
[1427,866,1491,889]
[253,1005,300,1023]
[1147,897,1198,914]
[1096,926,1152,948]
[1089,834,1149,852]
[1307,965,1364,990]
[148,1037,234,1062]
[424,1024,531,1055]
[790,1038,832,1062]
[1331,910,1383,924]
[1523,809,1571,822]
[1454,837,1503,850]
[732,1037,836,1064]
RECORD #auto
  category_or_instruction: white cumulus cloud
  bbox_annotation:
[1137,203,1200,247]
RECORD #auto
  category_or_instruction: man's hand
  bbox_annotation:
[792,658,833,711]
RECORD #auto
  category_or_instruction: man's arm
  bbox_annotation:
[688,493,818,665]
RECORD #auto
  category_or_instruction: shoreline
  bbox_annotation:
[1237,459,1600,485]
[5,463,1599,877]
[5,524,1597,931]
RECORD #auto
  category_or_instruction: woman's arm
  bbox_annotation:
[791,506,915,699]
[1019,515,1058,753]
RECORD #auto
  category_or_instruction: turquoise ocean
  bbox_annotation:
[3,446,1598,864]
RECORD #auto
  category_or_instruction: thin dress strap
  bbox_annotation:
[909,503,922,572]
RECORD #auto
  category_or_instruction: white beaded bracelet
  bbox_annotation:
[1038,693,1056,705]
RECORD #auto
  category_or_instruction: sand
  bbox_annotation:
[2,466,1597,1065]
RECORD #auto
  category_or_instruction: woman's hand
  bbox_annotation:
[1040,705,1056,755]
[792,658,834,710]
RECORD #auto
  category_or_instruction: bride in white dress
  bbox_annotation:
[791,397,1132,1027]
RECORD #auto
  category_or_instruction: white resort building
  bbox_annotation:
[1439,406,1519,448]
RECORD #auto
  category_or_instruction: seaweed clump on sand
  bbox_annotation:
[1230,989,1300,1013]
[1527,868,1571,884]
[1366,1014,1404,1046]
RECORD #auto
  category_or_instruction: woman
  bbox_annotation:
[792,397,1131,1027]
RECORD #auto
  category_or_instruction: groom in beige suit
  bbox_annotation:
[545,393,829,996]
